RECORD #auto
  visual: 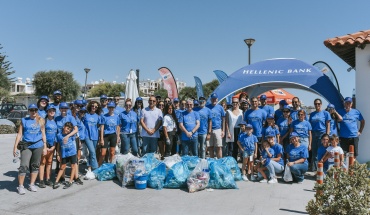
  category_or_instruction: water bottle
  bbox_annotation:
[13,151,20,163]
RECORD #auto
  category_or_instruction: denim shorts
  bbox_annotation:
[243,150,254,158]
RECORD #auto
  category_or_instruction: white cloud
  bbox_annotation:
[45,57,54,61]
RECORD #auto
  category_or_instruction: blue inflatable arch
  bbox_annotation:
[211,58,344,108]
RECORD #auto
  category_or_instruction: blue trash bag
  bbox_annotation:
[141,153,161,172]
[92,163,117,181]
[208,162,238,189]
[218,156,242,181]
[182,156,200,171]
[164,161,190,189]
[148,162,166,190]
[206,158,217,166]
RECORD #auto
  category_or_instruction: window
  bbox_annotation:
[7,113,14,118]
[14,112,21,118]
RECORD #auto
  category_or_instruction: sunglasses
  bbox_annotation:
[232,102,238,104]
[283,110,290,113]
[29,109,38,112]
[149,100,156,102]
[298,114,304,116]
[77,105,84,108]
[91,105,98,108]
[314,103,321,105]
[115,99,120,101]
[125,104,132,106]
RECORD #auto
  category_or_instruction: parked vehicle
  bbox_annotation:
[6,110,29,125]
[0,103,27,117]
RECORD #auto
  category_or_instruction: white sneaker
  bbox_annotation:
[28,184,37,192]
[259,179,268,183]
[242,175,249,181]
[17,186,26,195]
[268,178,277,184]
[250,175,256,181]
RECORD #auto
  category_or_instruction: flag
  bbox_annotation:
[194,76,204,99]
[158,67,179,99]
[213,70,232,103]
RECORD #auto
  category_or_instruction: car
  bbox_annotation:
[6,110,29,125]
[0,114,16,128]
[0,103,27,117]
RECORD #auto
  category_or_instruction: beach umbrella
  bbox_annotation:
[125,70,139,102]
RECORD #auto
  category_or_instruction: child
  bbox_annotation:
[317,133,330,173]
[320,134,344,170]
[256,139,275,183]
[262,114,280,143]
[54,122,82,189]
[237,122,258,181]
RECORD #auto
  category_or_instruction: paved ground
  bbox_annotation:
[0,134,316,215]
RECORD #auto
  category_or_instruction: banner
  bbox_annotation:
[158,67,179,99]
[313,61,340,92]
[194,76,204,99]
[213,70,232,103]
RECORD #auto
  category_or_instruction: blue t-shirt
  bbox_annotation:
[277,117,290,138]
[193,106,212,135]
[309,110,331,133]
[101,107,109,115]
[21,117,43,149]
[262,147,275,159]
[290,109,308,121]
[238,132,258,153]
[262,125,280,142]
[56,133,77,158]
[38,109,47,118]
[243,108,267,137]
[74,117,86,140]
[338,108,364,138]
[101,113,120,135]
[45,118,57,146]
[290,119,312,138]
[274,109,283,122]
[270,143,284,166]
[329,118,338,136]
[55,115,77,138]
[175,109,185,120]
[287,144,308,164]
[120,110,138,134]
[50,102,61,117]
[259,105,274,116]
[179,111,200,141]
[206,104,225,130]
[82,113,101,140]
[114,106,125,116]
[317,145,329,170]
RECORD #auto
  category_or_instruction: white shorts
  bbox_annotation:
[207,129,223,147]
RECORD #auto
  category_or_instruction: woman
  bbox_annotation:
[133,97,144,156]
[13,104,47,195]
[157,101,166,159]
[262,113,280,144]
[100,101,120,165]
[120,99,138,156]
[326,104,343,136]
[308,98,331,172]
[162,103,178,157]
[289,109,312,151]
[277,105,292,153]
[286,132,309,184]
[37,95,49,118]
[39,105,57,188]
[71,106,85,184]
[82,101,102,172]
[225,98,243,159]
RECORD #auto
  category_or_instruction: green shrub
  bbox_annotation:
[0,124,15,134]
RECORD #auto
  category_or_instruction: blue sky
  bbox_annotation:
[2,1,369,104]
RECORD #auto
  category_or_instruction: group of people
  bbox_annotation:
[13,89,365,195]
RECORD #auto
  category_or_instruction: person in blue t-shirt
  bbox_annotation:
[317,133,329,173]
[337,97,365,158]
[261,132,285,183]
[77,107,87,164]
[120,99,139,157]
[277,105,292,154]
[274,100,288,122]
[179,99,200,156]
[256,140,275,183]
[286,132,309,184]
[37,95,49,118]
[259,94,274,116]
[192,96,212,159]
[113,95,125,115]
[54,122,82,189]
[100,94,109,115]
[289,109,312,150]
[133,97,144,156]
[237,122,258,182]
[262,113,280,143]
[290,97,308,121]
[326,104,343,137]
[50,90,64,117]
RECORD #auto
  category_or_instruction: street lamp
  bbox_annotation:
[83,68,91,99]
[244,38,255,65]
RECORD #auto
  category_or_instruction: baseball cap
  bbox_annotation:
[82,99,87,105]
[136,97,143,101]
[173,98,179,102]
[239,121,247,126]
[39,95,49,102]
[53,90,62,95]
[210,93,218,99]
[199,96,206,100]
[283,105,291,110]
[245,123,253,129]
[279,100,288,106]
[193,100,199,106]
[155,95,161,99]
[267,113,274,119]
[74,100,83,105]
[260,94,267,100]
[344,97,352,103]
[266,131,275,138]
[79,107,87,112]
[59,102,69,109]
[46,104,56,111]
[107,102,116,108]
[100,94,108,99]
[327,104,335,109]
[28,104,38,110]
[290,132,299,139]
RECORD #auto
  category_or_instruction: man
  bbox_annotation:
[113,95,125,115]
[179,99,200,156]
[206,93,225,158]
[180,99,187,111]
[50,90,63,117]
[100,94,109,114]
[173,98,180,110]
[259,94,274,116]
[140,95,163,155]
[193,96,212,159]
[274,100,288,122]
[290,97,307,121]
[240,99,249,115]
[155,95,162,103]
[338,97,365,158]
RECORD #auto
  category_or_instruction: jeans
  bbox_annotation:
[198,134,207,159]
[300,137,309,149]
[232,127,241,161]
[142,136,158,155]
[311,131,324,171]
[121,133,138,156]
[266,160,284,178]
[290,163,308,182]
[182,138,199,156]
[84,138,98,169]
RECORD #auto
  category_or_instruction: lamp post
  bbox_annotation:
[83,68,91,99]
[244,38,255,65]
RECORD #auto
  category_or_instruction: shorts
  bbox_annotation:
[62,155,77,164]
[207,129,223,147]
[340,137,359,156]
[158,129,166,142]
[243,150,254,158]
[103,133,118,148]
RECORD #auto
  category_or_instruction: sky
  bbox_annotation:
[2,0,370,105]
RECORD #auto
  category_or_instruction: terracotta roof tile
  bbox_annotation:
[324,30,370,68]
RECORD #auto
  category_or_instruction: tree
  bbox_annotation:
[152,88,169,99]
[0,44,15,98]
[88,82,125,98]
[33,70,80,101]
[178,79,219,100]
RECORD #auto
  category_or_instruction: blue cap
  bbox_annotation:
[107,102,116,108]
[53,90,62,95]
[74,100,83,105]
[267,113,274,119]
[59,102,69,109]
[210,93,218,99]
[245,123,253,128]
[82,99,87,105]
[28,104,38,109]
[100,94,108,99]
[290,132,299,139]
[260,94,267,100]
[199,96,206,100]
[173,98,179,102]
[238,121,247,126]
[39,95,49,102]
[79,107,87,112]
[344,97,352,103]
[266,131,275,137]
[279,100,288,105]
[327,103,335,109]
[46,104,56,111]
[283,105,291,110]
[194,100,199,105]
[136,97,143,101]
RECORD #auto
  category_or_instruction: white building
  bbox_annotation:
[10,77,35,95]
[139,78,186,96]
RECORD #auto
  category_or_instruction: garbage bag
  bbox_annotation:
[123,158,145,187]
[84,169,95,180]
[163,154,182,169]
[115,153,134,183]
[206,157,217,166]
[164,161,190,188]
[182,156,200,171]
[187,159,210,193]
[148,162,166,190]
[208,162,238,189]
[93,163,116,181]
[142,153,161,172]
[218,156,242,181]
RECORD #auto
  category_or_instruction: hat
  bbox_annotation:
[260,94,267,100]
[53,90,62,95]
[59,102,69,109]
[267,113,274,119]
[344,97,352,103]
[199,96,206,100]
[240,99,247,104]
[266,131,275,138]
[279,100,288,106]
[39,95,49,102]
[28,104,38,109]
[155,95,161,99]
[100,94,108,99]
[283,105,291,110]
[210,93,218,99]
[79,107,87,112]
[107,102,116,108]
[74,100,83,105]
[327,103,335,109]
[173,98,179,102]
[194,100,199,106]
[238,121,247,126]
[245,123,253,129]
[227,102,232,106]
[82,99,87,105]
[136,97,143,101]
[46,104,56,111]
[290,132,299,139]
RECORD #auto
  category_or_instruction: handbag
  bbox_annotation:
[283,164,293,182]
[17,141,30,150]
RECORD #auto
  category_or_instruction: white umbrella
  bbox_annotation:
[125,70,139,102]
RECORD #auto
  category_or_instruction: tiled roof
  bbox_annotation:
[324,30,370,68]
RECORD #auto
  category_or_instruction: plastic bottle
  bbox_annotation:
[13,151,20,163]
